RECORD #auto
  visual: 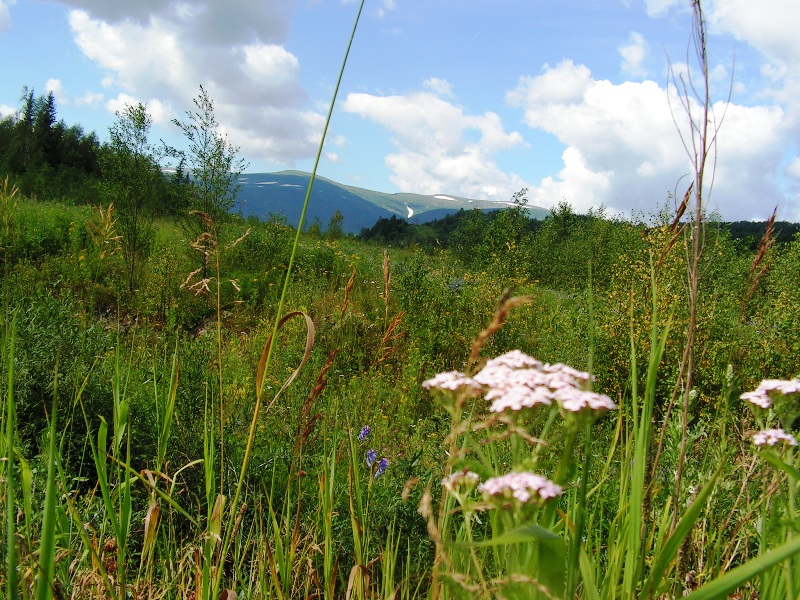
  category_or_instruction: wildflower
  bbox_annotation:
[422,371,481,395]
[442,470,480,495]
[474,352,614,416]
[485,384,553,413]
[483,350,542,370]
[479,472,562,506]
[753,428,798,448]
[358,425,371,441]
[554,387,616,413]
[374,457,388,478]
[741,378,800,409]
[366,449,377,468]
[759,379,800,395]
[740,390,771,409]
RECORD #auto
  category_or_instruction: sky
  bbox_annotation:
[1,0,799,222]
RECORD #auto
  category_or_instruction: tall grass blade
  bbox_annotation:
[624,265,673,598]
[3,312,18,599]
[684,535,800,600]
[218,2,364,595]
[640,464,723,598]
[156,338,180,469]
[35,369,60,600]
[255,310,315,404]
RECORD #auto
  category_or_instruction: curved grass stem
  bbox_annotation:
[211,2,366,596]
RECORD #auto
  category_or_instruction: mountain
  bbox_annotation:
[234,171,550,233]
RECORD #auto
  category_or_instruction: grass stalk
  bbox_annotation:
[214,2,365,596]
[3,313,18,599]
[34,363,60,600]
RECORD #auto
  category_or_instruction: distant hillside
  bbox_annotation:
[234,171,550,233]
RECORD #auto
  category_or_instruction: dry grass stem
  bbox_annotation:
[467,291,533,370]
[340,268,357,320]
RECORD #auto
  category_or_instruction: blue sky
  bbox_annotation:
[1,0,799,221]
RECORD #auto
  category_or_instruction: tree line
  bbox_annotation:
[0,84,246,294]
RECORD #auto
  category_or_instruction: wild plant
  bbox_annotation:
[417,292,613,599]
[206,4,366,597]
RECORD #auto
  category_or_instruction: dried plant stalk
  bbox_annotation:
[467,291,532,371]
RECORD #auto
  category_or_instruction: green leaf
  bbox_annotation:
[579,547,602,600]
[448,524,560,548]
[640,464,722,599]
[684,535,800,600]
[760,450,800,481]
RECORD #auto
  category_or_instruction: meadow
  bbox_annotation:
[3,161,800,599]
[4,2,800,598]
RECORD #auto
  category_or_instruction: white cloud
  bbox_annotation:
[59,2,324,165]
[376,0,395,19]
[705,0,800,131]
[787,157,800,180]
[619,32,650,78]
[506,60,793,219]
[0,0,15,32]
[707,0,800,66]
[45,78,106,111]
[0,103,15,119]
[46,78,65,102]
[424,77,454,98]
[105,93,173,126]
[74,91,104,107]
[343,87,528,200]
[645,0,684,18]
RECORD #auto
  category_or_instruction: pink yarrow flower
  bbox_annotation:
[479,472,562,504]
[554,387,617,412]
[753,428,798,447]
[472,351,615,414]
[741,378,800,409]
[422,371,481,395]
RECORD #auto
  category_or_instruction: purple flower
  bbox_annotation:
[375,457,388,478]
[358,425,371,441]
[366,449,377,468]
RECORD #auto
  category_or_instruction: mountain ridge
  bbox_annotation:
[234,170,550,233]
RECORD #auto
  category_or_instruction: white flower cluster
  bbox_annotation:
[421,370,482,395]
[753,428,798,447]
[422,351,616,415]
[479,472,562,504]
[741,378,800,409]
[441,470,480,495]
[474,351,615,414]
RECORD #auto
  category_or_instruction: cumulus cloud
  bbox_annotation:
[105,93,172,125]
[506,59,792,219]
[343,87,528,200]
[45,78,106,110]
[56,0,324,165]
[619,32,650,78]
[788,157,800,178]
[705,0,800,131]
[0,103,15,119]
[708,0,800,66]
